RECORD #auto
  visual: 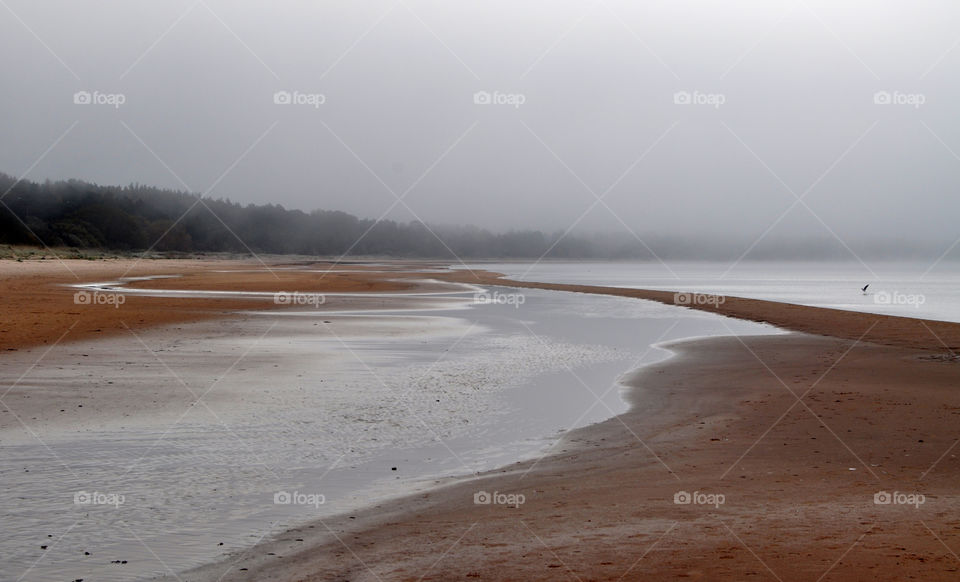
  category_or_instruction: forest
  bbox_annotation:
[0,173,656,258]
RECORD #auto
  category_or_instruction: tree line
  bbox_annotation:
[1,173,939,260]
[0,173,655,259]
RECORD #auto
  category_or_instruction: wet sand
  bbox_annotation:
[186,270,960,581]
[188,333,960,581]
[0,259,478,438]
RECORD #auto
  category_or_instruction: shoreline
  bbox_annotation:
[184,270,960,581]
[187,332,960,581]
[440,270,960,352]
[9,259,752,580]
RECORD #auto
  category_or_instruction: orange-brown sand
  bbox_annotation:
[0,259,447,352]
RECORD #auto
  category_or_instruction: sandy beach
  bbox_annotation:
[3,259,959,581]
[184,267,960,581]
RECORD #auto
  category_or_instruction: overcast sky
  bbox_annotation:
[2,0,960,250]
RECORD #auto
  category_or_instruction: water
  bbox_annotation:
[466,260,960,323]
[0,278,779,581]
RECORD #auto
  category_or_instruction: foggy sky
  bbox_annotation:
[2,0,960,254]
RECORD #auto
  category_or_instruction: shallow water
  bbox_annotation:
[0,280,778,581]
[468,260,960,323]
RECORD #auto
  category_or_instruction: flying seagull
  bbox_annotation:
[861,284,869,294]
